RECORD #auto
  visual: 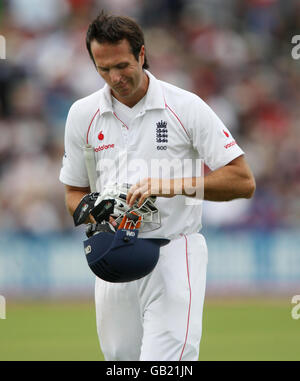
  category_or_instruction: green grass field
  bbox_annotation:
[0,297,298,361]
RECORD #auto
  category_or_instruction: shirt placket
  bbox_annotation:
[126,112,145,148]
[121,123,129,146]
[112,112,129,147]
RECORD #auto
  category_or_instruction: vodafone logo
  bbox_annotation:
[223,129,230,138]
[98,131,104,140]
[94,144,115,152]
[224,141,236,149]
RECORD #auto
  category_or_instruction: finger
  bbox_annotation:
[126,183,139,205]
[132,183,151,208]
[128,188,143,207]
[137,189,151,207]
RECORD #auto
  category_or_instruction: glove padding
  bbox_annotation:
[73,192,99,226]
[73,192,116,227]
[91,199,115,224]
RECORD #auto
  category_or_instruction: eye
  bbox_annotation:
[98,67,109,73]
[116,63,128,69]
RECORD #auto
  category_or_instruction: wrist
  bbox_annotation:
[182,177,203,198]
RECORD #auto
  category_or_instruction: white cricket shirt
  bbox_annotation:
[60,70,244,239]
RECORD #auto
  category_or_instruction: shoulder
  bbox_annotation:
[68,88,103,122]
[159,80,198,103]
[158,79,211,127]
[159,79,207,112]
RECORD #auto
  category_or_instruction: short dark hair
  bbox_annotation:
[86,11,149,69]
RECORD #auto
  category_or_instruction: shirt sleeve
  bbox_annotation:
[59,102,90,187]
[188,96,244,171]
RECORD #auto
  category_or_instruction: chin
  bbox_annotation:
[119,89,132,97]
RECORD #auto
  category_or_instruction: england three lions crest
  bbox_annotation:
[156,120,168,148]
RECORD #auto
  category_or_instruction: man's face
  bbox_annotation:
[91,39,146,104]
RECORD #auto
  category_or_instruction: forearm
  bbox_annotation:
[203,165,254,201]
[170,175,251,201]
[65,190,88,216]
[126,156,256,207]
[64,185,95,223]
[180,160,255,201]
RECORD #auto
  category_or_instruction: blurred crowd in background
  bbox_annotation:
[0,0,299,233]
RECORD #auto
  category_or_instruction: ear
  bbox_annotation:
[139,45,145,66]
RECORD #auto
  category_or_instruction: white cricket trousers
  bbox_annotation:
[94,232,208,361]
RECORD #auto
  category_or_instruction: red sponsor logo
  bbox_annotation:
[98,131,104,140]
[94,144,115,152]
[224,141,236,149]
[223,129,230,138]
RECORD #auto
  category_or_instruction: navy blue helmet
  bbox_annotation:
[84,227,168,282]
[74,184,169,283]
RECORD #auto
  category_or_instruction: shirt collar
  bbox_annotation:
[143,70,166,111]
[98,84,114,115]
[98,70,166,115]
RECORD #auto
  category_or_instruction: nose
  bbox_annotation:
[110,69,121,85]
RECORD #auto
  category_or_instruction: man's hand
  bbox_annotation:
[126,178,180,207]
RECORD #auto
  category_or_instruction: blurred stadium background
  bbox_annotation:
[0,0,299,361]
